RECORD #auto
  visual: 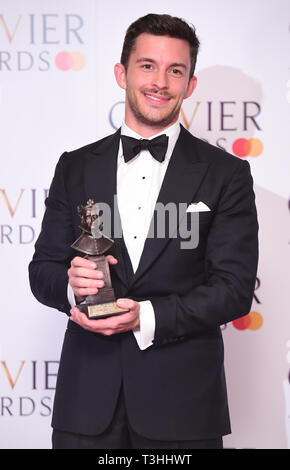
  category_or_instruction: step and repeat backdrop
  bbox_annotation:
[0,0,289,449]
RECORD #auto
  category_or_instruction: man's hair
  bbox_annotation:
[120,14,200,78]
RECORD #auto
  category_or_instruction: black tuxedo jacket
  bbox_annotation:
[29,125,258,440]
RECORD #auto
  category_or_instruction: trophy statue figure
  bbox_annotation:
[71,199,128,319]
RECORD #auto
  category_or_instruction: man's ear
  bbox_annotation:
[184,75,197,99]
[114,63,127,90]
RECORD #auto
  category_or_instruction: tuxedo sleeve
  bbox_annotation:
[151,159,259,347]
[29,152,74,315]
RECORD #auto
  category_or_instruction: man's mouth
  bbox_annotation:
[143,92,172,105]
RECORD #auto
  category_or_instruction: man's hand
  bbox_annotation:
[68,255,140,335]
[68,255,118,304]
[70,299,140,335]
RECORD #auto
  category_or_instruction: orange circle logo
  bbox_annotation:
[232,138,263,158]
[55,51,86,71]
[232,311,263,330]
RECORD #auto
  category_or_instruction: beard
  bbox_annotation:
[127,87,181,128]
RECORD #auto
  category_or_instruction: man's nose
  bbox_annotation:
[151,70,169,89]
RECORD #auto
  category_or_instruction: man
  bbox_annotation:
[29,14,258,449]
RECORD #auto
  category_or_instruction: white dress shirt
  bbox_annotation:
[68,120,181,350]
[118,120,180,349]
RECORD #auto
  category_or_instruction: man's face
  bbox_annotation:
[115,33,197,134]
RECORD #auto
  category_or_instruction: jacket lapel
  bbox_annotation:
[83,129,132,288]
[132,126,210,285]
[84,129,120,211]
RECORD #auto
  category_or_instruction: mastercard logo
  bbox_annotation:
[232,311,263,331]
[55,51,86,71]
[232,138,263,158]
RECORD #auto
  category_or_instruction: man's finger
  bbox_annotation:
[106,255,118,265]
[68,267,104,280]
[70,277,104,289]
[71,256,96,269]
[116,298,136,310]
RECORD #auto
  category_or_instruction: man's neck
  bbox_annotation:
[123,118,179,139]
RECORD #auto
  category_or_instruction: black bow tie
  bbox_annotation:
[121,134,169,163]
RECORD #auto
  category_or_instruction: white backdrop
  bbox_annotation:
[0,0,289,449]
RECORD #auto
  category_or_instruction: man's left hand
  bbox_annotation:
[70,298,140,335]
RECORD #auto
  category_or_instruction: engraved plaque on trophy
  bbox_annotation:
[71,199,129,319]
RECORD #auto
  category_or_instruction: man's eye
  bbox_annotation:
[171,68,182,75]
[142,64,152,70]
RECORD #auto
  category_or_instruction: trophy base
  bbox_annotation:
[72,253,129,319]
[77,301,129,320]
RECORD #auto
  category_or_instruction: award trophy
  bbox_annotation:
[71,199,129,319]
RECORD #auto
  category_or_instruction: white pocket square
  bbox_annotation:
[186,201,211,213]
